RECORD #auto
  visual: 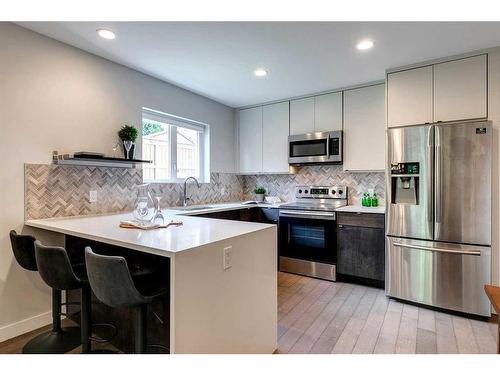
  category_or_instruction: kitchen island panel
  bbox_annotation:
[171,226,277,353]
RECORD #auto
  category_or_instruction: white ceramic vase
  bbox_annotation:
[255,193,264,202]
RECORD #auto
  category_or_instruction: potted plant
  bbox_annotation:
[254,187,266,202]
[118,125,139,159]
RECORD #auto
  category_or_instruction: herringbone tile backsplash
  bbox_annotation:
[242,165,385,205]
[25,163,385,220]
[25,164,244,220]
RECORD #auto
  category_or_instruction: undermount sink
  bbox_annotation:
[176,205,217,211]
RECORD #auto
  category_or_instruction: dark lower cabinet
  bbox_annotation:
[336,212,385,288]
[194,207,279,224]
[197,208,242,221]
[258,207,279,223]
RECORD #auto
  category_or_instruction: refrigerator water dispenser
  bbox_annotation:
[390,162,419,205]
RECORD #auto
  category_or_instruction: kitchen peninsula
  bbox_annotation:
[25,210,278,354]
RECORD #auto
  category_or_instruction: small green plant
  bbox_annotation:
[254,187,266,194]
[118,125,139,142]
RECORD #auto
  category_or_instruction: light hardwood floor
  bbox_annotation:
[0,320,118,354]
[1,272,497,354]
[277,272,498,354]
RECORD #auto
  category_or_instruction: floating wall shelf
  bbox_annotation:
[53,156,152,169]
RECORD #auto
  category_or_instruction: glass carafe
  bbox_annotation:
[133,184,155,224]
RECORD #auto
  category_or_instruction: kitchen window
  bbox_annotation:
[142,108,210,183]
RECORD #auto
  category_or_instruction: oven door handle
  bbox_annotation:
[279,210,336,220]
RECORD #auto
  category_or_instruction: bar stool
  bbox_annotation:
[34,241,116,353]
[9,230,80,354]
[84,247,169,354]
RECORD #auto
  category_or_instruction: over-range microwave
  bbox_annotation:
[288,131,343,165]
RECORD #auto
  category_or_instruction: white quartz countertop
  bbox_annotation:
[335,205,385,214]
[25,208,275,258]
[25,201,384,258]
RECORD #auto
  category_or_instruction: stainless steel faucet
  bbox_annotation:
[182,176,200,206]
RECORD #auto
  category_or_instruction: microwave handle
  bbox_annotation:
[339,133,342,159]
[328,133,342,159]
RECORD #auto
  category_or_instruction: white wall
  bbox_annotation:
[0,22,236,340]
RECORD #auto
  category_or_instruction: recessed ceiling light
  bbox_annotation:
[97,28,116,40]
[254,69,268,77]
[356,39,374,51]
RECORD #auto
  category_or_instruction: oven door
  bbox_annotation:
[288,132,329,164]
[279,210,336,264]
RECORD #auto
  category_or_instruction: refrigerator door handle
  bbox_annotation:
[427,126,434,226]
[435,126,442,225]
[393,242,481,256]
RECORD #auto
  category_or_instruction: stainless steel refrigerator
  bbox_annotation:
[386,121,492,316]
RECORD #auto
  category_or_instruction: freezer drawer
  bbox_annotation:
[386,237,491,316]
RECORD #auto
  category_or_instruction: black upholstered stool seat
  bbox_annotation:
[85,247,169,354]
[71,263,88,282]
[34,241,116,354]
[9,230,81,354]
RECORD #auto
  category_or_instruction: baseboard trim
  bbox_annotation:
[0,310,52,343]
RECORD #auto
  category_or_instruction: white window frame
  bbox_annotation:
[142,107,210,183]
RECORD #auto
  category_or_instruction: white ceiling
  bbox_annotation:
[18,22,500,108]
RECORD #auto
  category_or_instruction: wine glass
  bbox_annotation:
[111,141,120,158]
[123,140,133,159]
[152,196,164,225]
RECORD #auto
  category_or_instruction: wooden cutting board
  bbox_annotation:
[119,220,183,230]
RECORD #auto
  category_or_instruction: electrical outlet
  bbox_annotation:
[89,190,98,203]
[223,246,232,270]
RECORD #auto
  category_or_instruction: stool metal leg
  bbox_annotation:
[52,289,62,332]
[81,286,92,353]
[134,305,147,354]
[22,289,81,354]
[80,286,118,354]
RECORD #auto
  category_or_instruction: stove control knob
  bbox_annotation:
[331,189,336,195]
[298,189,303,194]
[304,189,309,194]
[338,189,343,195]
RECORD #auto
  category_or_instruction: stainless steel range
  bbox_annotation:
[278,186,347,281]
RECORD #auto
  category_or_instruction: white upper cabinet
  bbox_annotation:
[387,54,488,128]
[238,102,290,174]
[290,93,343,135]
[433,54,487,122]
[387,66,433,128]
[290,97,315,135]
[238,106,263,174]
[262,102,290,173]
[343,84,385,171]
[314,92,343,132]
